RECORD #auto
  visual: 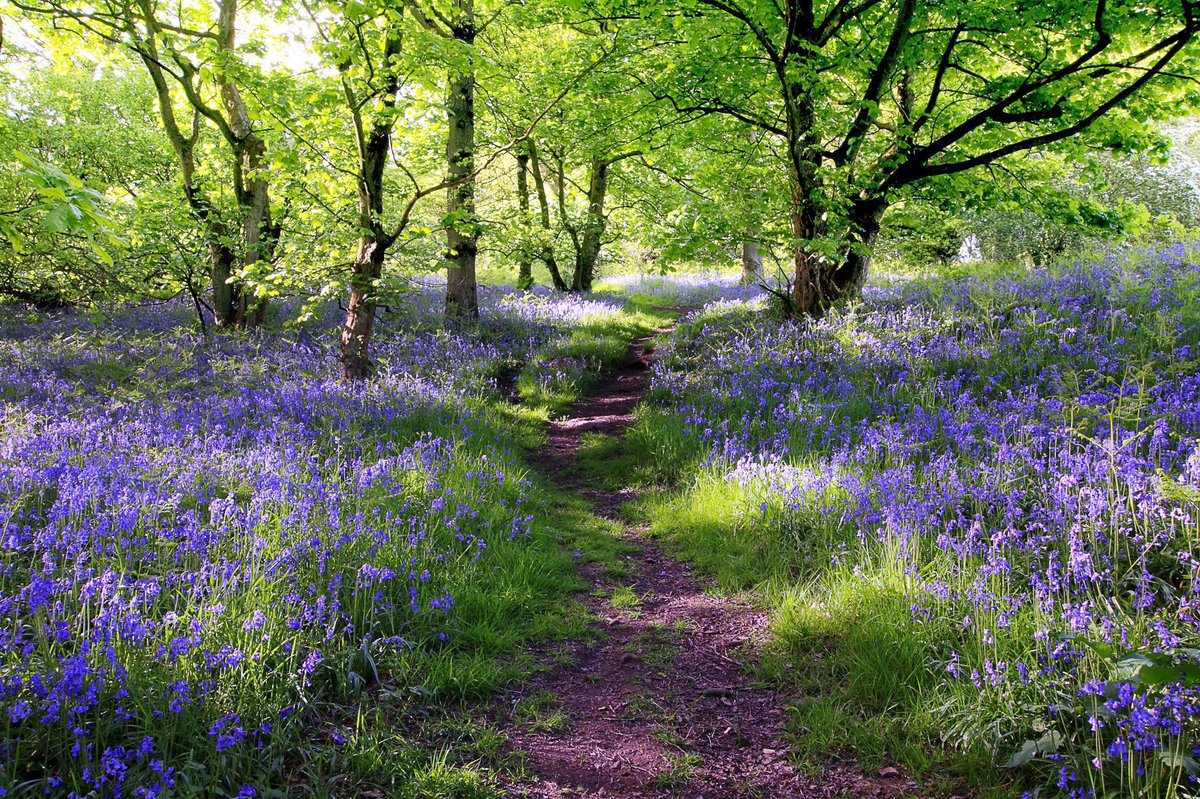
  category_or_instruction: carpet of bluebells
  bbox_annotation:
[652,248,1200,797]
[595,270,764,309]
[0,284,625,797]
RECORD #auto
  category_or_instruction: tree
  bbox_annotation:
[299,0,520,376]
[407,0,484,321]
[13,0,284,327]
[485,18,668,291]
[0,58,196,308]
[296,0,427,379]
[610,0,1200,316]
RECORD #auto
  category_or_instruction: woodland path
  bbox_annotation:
[498,322,916,799]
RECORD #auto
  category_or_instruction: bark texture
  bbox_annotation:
[740,241,762,284]
[338,22,403,379]
[217,0,274,327]
[572,157,609,292]
[340,241,388,380]
[515,150,533,289]
[444,0,479,322]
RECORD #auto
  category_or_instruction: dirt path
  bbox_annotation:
[499,327,913,799]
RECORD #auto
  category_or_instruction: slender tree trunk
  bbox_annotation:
[740,241,762,284]
[444,0,478,322]
[527,141,568,291]
[789,181,823,316]
[229,134,274,327]
[339,138,392,378]
[218,0,272,329]
[785,76,828,317]
[572,157,609,292]
[138,49,244,327]
[515,149,533,289]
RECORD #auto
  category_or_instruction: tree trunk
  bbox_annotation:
[218,0,272,329]
[229,134,274,328]
[137,49,245,328]
[790,192,883,318]
[527,141,568,291]
[340,238,388,380]
[338,20,403,379]
[740,241,762,284]
[785,77,834,318]
[209,237,241,326]
[515,150,533,290]
[572,157,609,292]
[788,182,823,317]
[444,1,478,323]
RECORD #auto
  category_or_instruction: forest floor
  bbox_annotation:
[496,322,921,799]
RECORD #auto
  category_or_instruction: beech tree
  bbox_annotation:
[406,0,484,321]
[609,0,1200,316]
[13,0,286,327]
[297,0,446,378]
[486,20,670,291]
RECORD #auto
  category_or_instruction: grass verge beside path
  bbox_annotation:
[515,299,677,415]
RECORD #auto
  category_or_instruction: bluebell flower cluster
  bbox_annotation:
[652,247,1200,797]
[597,270,767,308]
[0,283,613,796]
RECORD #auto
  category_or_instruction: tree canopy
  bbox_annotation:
[2,0,1198,357]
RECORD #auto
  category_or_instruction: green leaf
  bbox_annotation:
[1159,750,1200,776]
[1004,739,1038,769]
[43,205,74,233]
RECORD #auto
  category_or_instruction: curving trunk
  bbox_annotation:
[337,20,403,379]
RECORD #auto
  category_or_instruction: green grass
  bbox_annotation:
[609,585,643,611]
[270,464,627,796]
[584,357,1006,795]
[512,691,572,733]
[515,300,675,415]
[299,299,681,796]
[654,752,702,788]
[573,407,707,502]
[607,410,1013,795]
[626,623,683,670]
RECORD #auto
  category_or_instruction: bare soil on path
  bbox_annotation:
[498,326,918,799]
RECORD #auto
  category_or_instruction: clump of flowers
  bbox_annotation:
[651,245,1200,797]
[0,283,605,795]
